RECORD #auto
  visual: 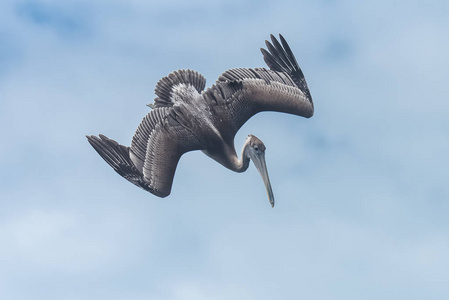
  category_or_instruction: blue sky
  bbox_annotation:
[1,0,448,299]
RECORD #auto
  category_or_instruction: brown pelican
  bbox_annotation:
[87,34,313,207]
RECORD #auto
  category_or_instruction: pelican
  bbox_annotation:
[87,34,313,207]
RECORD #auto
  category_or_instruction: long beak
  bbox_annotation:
[252,152,275,207]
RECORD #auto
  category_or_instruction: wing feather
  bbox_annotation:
[203,34,313,138]
[130,107,171,170]
[142,121,202,197]
[86,134,154,193]
[130,96,205,197]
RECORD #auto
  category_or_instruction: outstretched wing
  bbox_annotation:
[202,34,314,139]
[89,104,205,198]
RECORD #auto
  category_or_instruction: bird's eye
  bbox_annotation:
[254,146,259,151]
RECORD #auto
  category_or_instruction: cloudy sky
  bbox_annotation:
[1,0,448,299]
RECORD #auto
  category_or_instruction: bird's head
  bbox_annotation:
[245,135,275,207]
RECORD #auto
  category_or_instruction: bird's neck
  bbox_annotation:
[230,141,251,173]
[203,139,250,173]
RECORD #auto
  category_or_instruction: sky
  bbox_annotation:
[0,0,448,299]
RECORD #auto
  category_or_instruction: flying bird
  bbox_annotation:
[87,34,313,207]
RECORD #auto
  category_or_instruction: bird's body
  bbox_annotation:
[87,34,314,206]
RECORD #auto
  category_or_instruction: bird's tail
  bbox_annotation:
[86,134,153,192]
[151,69,206,108]
[260,34,312,103]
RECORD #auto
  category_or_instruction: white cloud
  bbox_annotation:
[0,208,148,274]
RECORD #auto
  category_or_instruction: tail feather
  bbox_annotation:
[152,69,206,108]
[86,135,153,193]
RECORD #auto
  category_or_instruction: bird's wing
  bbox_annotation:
[129,105,204,197]
[202,34,314,139]
[88,105,204,198]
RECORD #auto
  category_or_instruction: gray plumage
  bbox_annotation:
[87,34,314,207]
